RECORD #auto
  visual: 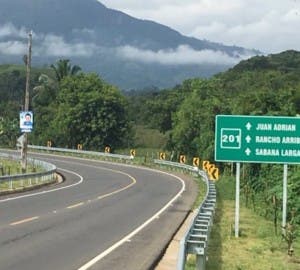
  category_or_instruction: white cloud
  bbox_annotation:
[192,6,300,53]
[36,34,98,57]
[0,41,27,55]
[100,0,300,53]
[0,23,27,38]
[117,44,253,65]
[0,24,99,57]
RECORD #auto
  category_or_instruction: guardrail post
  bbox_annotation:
[187,240,206,270]
[196,251,206,270]
[9,178,13,190]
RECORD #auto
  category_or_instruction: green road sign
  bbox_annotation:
[215,115,300,164]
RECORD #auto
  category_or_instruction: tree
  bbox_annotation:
[50,59,81,82]
[50,73,131,149]
[31,74,59,145]
[169,78,226,158]
[32,74,58,105]
[0,117,19,147]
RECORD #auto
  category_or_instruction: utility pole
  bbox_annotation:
[21,31,32,172]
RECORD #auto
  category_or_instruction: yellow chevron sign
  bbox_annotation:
[130,149,136,156]
[77,144,83,150]
[209,166,219,181]
[159,152,166,160]
[105,146,111,153]
[179,155,186,164]
[193,157,200,167]
[202,160,219,180]
[202,160,210,171]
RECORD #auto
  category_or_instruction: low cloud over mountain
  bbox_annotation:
[117,45,253,65]
[0,0,259,89]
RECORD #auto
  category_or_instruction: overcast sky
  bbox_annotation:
[100,0,300,54]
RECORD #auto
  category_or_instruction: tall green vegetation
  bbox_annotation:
[50,59,81,82]
[0,64,44,147]
[49,73,130,149]
[126,50,300,230]
[0,59,131,150]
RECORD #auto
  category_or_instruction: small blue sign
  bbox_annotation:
[20,111,33,133]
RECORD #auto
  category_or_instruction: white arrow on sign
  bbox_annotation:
[246,122,252,130]
[245,148,251,156]
[245,135,251,143]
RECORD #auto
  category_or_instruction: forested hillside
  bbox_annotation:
[126,50,300,228]
[128,50,300,158]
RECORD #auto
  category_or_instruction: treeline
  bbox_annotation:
[126,50,300,226]
[0,60,131,150]
[128,50,300,158]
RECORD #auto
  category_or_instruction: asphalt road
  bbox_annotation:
[0,152,197,270]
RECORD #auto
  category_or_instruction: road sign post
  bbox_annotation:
[235,163,240,238]
[215,115,300,237]
[283,164,288,233]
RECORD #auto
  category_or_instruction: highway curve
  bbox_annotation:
[0,152,198,270]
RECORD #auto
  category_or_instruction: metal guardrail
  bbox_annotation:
[0,153,56,193]
[180,175,216,270]
[154,159,216,270]
[28,145,133,161]
[154,159,199,173]
[0,152,57,192]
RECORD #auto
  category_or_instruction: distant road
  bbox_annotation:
[0,152,196,270]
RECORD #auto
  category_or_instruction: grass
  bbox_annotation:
[192,177,208,209]
[0,158,46,192]
[186,176,300,270]
[0,158,39,175]
[132,125,169,150]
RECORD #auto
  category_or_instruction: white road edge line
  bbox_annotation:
[0,168,83,203]
[77,171,185,270]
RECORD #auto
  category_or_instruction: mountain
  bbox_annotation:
[0,0,259,89]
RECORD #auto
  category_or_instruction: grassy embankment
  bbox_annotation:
[186,176,300,270]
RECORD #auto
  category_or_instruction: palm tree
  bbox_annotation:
[50,59,81,82]
[32,74,58,106]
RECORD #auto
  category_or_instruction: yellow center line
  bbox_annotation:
[97,175,137,200]
[7,167,137,229]
[10,216,39,226]
[67,202,84,209]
